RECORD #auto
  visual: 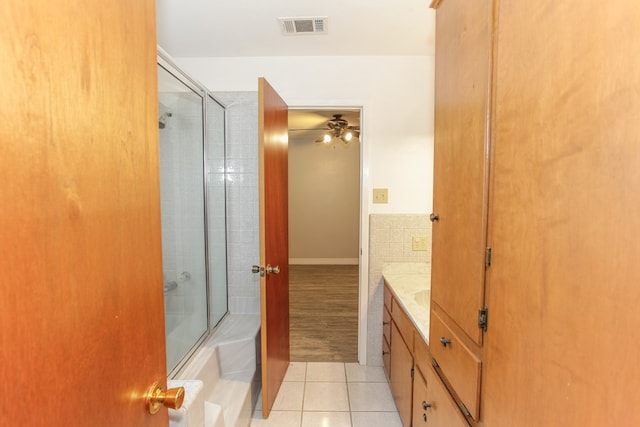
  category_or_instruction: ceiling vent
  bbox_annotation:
[279,17,328,35]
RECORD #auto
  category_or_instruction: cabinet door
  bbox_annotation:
[431,0,493,345]
[413,367,429,426]
[390,322,413,427]
[484,2,640,426]
[423,365,470,427]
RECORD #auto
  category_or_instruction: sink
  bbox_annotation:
[414,289,431,308]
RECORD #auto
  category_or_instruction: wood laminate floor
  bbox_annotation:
[289,264,359,362]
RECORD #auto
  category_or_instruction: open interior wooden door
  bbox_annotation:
[0,1,170,425]
[258,78,290,417]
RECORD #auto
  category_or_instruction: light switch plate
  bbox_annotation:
[412,236,429,251]
[373,188,388,204]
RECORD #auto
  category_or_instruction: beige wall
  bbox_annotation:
[288,137,360,264]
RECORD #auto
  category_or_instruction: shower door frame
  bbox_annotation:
[158,49,229,377]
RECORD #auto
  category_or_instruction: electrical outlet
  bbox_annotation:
[373,188,388,204]
[412,236,429,251]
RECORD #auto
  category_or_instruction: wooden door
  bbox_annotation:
[258,77,290,417]
[430,0,493,345]
[0,1,166,426]
[484,2,640,426]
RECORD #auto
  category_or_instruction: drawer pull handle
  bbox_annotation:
[383,351,390,355]
[423,413,427,422]
[422,401,432,410]
[440,337,452,347]
[383,321,390,325]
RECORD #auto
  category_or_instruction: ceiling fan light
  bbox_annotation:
[323,133,332,143]
[343,131,353,142]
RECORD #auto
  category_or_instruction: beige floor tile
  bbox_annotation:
[345,363,388,383]
[348,382,397,412]
[351,411,403,427]
[306,362,346,382]
[284,362,307,382]
[302,411,351,427]
[303,382,350,411]
[250,409,302,427]
[272,381,305,411]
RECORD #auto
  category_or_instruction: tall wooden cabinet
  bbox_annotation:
[429,0,493,424]
[431,0,640,426]
[483,2,640,426]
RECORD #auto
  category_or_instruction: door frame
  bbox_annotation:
[288,105,369,364]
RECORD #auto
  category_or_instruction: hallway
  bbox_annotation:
[289,265,359,362]
[251,362,402,427]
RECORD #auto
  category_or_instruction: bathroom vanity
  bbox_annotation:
[382,263,470,427]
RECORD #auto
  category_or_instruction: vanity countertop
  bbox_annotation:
[382,262,431,346]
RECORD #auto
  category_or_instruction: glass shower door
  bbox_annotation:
[206,95,228,326]
[158,63,208,373]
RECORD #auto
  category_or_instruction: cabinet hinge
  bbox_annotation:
[485,247,492,267]
[431,358,439,369]
[478,307,488,332]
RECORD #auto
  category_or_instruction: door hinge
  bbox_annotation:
[485,247,492,267]
[478,307,488,332]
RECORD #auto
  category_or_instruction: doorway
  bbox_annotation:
[288,108,362,362]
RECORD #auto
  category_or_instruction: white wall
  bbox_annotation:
[289,138,360,264]
[176,55,435,215]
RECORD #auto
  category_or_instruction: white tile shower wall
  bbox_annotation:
[367,214,431,365]
[160,91,207,317]
[214,92,261,314]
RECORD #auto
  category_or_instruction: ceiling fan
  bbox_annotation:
[290,114,360,145]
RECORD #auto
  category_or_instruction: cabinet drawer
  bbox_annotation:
[430,310,481,420]
[384,283,392,310]
[383,306,391,346]
[392,298,415,353]
[423,363,470,427]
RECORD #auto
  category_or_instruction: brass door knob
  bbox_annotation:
[145,382,185,415]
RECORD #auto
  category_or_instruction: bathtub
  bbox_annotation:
[168,314,261,427]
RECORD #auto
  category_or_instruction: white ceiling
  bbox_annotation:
[156,0,436,58]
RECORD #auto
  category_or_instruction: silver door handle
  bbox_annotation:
[251,265,280,276]
[266,264,280,275]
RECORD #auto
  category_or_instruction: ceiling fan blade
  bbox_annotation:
[289,127,330,132]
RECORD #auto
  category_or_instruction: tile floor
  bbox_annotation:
[250,362,403,427]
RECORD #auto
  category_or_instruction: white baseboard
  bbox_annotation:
[289,258,359,265]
